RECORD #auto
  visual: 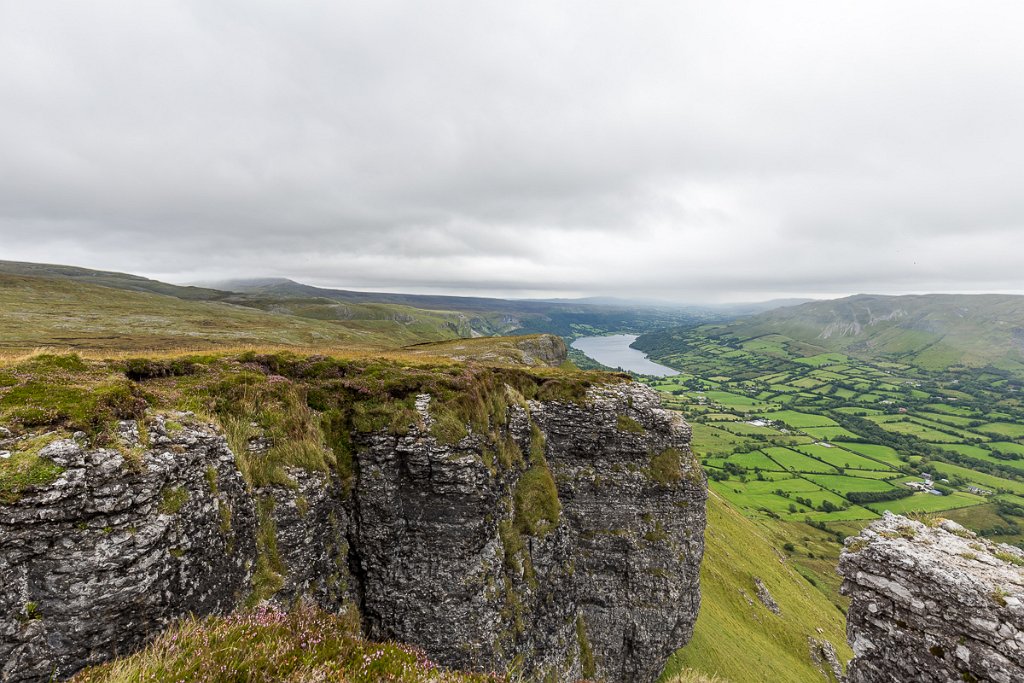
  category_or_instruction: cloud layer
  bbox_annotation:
[1,1,1023,301]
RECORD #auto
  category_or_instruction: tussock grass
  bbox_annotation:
[663,671,731,683]
[71,603,503,683]
[0,432,66,504]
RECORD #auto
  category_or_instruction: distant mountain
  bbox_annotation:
[708,298,818,316]
[532,296,816,315]
[700,293,1024,374]
[202,277,717,336]
[212,277,618,314]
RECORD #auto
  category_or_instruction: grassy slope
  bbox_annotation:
[704,293,1024,374]
[0,273,469,351]
[0,261,506,342]
[72,604,498,683]
[662,493,851,683]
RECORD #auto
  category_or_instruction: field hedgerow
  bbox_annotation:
[72,604,507,683]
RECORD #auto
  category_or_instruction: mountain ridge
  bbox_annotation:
[640,292,1024,376]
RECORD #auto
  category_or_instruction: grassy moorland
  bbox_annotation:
[0,260,714,353]
[0,272,482,351]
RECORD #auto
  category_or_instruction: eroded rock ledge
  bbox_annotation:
[0,382,705,683]
[839,512,1024,683]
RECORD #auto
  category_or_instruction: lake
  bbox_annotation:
[570,334,679,377]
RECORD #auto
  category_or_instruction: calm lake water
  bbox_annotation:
[571,334,679,377]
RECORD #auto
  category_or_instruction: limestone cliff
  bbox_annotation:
[839,512,1024,683]
[0,370,704,683]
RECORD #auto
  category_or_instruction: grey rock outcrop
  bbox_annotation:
[532,385,704,683]
[839,512,1024,683]
[1,383,705,683]
[0,415,258,682]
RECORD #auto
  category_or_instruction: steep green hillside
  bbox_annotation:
[662,493,850,683]
[654,294,1024,375]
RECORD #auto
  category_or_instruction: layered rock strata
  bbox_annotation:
[1,382,705,683]
[839,512,1024,683]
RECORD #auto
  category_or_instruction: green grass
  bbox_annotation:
[864,416,963,443]
[72,604,500,682]
[923,403,979,417]
[726,451,786,471]
[934,442,996,459]
[660,494,850,683]
[704,391,776,411]
[513,464,561,536]
[830,442,904,467]
[927,462,1024,496]
[761,411,837,429]
[762,447,838,474]
[977,422,1024,439]
[690,423,748,457]
[648,448,685,485]
[913,411,978,427]
[866,491,984,515]
[712,423,773,438]
[0,446,65,504]
[805,474,898,495]
[793,353,848,367]
[0,273,418,351]
[800,426,861,441]
[990,442,1024,456]
[617,414,646,433]
[793,444,891,471]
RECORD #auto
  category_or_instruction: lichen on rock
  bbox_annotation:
[839,511,1024,683]
[0,353,706,683]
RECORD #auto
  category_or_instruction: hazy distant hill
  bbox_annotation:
[206,277,715,336]
[641,293,1024,375]
[0,261,711,351]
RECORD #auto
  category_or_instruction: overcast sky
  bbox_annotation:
[1,1,1023,302]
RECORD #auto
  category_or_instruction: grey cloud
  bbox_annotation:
[1,0,1023,302]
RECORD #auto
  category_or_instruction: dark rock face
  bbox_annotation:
[532,385,705,683]
[0,415,257,682]
[839,512,1024,683]
[1,384,705,683]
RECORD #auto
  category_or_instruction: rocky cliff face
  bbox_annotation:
[839,512,1024,683]
[0,380,704,683]
[0,416,257,681]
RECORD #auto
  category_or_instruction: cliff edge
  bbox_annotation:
[839,512,1024,683]
[0,350,705,682]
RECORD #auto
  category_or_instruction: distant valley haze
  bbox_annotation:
[2,1,1024,302]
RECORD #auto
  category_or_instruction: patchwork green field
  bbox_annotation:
[631,327,1024,563]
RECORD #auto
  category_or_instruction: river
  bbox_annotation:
[570,334,679,377]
